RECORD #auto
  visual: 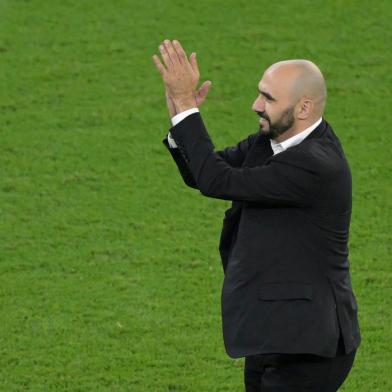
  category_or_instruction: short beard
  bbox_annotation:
[259,106,295,140]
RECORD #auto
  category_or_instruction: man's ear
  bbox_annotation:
[296,98,313,120]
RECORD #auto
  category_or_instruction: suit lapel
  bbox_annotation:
[242,131,274,168]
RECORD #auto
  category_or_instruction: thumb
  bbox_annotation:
[199,80,212,94]
[196,80,212,106]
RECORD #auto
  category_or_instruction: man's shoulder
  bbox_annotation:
[273,136,349,176]
[305,131,348,165]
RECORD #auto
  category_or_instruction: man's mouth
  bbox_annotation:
[259,117,268,125]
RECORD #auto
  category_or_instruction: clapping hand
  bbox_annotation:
[152,39,212,117]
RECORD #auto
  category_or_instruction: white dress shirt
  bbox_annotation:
[167,108,322,154]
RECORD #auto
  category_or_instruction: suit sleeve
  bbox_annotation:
[162,125,258,189]
[162,136,198,188]
[215,132,258,168]
[169,112,322,206]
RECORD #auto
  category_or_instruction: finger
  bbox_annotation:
[172,40,188,64]
[189,52,200,76]
[159,44,173,68]
[189,53,195,72]
[163,39,180,65]
[152,54,166,76]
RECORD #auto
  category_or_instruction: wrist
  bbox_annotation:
[173,95,197,113]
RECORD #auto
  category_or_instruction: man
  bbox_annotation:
[152,39,361,391]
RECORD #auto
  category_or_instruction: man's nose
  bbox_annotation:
[252,95,265,112]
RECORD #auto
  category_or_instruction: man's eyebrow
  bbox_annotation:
[258,88,276,101]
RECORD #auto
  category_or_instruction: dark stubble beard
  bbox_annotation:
[258,106,295,141]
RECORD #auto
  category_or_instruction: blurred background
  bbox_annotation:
[1,0,391,390]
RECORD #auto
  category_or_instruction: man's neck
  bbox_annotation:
[274,118,320,143]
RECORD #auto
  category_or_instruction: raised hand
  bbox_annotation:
[153,40,211,113]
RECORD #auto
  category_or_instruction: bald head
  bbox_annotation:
[265,59,327,119]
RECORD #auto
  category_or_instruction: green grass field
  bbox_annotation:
[1,0,391,390]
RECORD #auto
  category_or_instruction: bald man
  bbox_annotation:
[255,60,327,143]
[153,40,361,391]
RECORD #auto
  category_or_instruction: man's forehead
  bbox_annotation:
[259,69,277,88]
[258,74,276,95]
[258,69,292,98]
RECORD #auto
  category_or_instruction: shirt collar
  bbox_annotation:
[270,117,322,155]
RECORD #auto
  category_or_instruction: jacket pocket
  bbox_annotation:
[258,282,313,301]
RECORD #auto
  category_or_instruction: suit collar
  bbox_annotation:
[301,117,328,141]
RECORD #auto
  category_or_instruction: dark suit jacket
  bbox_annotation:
[162,112,361,358]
